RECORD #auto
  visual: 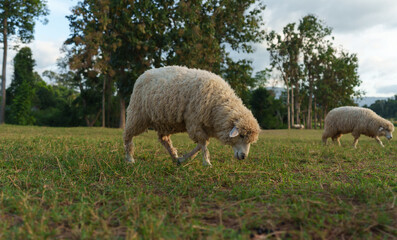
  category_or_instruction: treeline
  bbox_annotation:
[367,95,397,120]
[1,0,364,129]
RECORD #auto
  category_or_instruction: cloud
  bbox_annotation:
[376,85,397,95]
[264,0,397,33]
[28,40,64,70]
[0,39,64,87]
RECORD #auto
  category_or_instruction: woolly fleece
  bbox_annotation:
[322,106,394,147]
[123,66,260,163]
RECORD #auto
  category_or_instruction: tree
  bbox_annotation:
[267,15,362,129]
[298,14,332,129]
[65,0,166,128]
[7,47,36,99]
[65,0,117,127]
[7,47,36,125]
[314,45,362,120]
[167,0,266,83]
[0,0,49,124]
[250,87,286,129]
[266,27,299,129]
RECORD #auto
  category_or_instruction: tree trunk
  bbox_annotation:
[307,78,313,129]
[85,110,101,127]
[106,80,112,127]
[119,97,126,129]
[291,84,295,126]
[286,82,290,130]
[102,76,106,127]
[295,82,301,125]
[1,17,8,124]
[313,96,317,129]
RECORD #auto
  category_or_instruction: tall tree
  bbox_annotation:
[65,0,119,127]
[0,0,49,124]
[7,47,36,99]
[315,46,362,120]
[7,47,36,125]
[298,14,332,129]
[266,27,300,129]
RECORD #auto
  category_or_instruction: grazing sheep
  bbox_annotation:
[292,124,305,129]
[123,66,260,166]
[322,106,394,148]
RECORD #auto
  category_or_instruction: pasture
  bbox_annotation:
[0,125,396,239]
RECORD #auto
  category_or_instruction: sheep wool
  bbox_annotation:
[123,66,260,166]
[322,106,394,147]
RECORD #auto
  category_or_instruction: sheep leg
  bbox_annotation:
[352,133,360,148]
[332,134,342,146]
[322,135,328,145]
[123,118,147,163]
[177,144,201,164]
[336,136,342,146]
[158,134,179,160]
[201,140,211,167]
[375,136,384,147]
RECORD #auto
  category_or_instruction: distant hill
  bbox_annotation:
[355,97,389,107]
[263,87,391,108]
[266,87,284,99]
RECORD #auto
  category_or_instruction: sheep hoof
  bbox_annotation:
[176,157,184,165]
[203,161,212,167]
[125,155,135,163]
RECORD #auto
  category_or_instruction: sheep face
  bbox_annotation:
[229,126,252,160]
[378,127,394,140]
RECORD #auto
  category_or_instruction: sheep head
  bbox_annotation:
[378,124,394,140]
[228,120,260,160]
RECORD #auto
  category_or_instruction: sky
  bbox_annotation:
[1,0,397,97]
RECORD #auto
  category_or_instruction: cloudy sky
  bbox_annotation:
[2,0,397,97]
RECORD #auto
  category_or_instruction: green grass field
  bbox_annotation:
[0,125,396,239]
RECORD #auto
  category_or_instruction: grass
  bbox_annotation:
[0,124,396,239]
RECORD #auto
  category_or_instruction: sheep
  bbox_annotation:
[123,66,260,166]
[322,106,394,148]
[292,124,305,129]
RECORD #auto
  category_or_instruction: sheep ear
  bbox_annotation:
[229,126,239,138]
[379,127,384,132]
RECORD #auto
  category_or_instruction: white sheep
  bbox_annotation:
[123,66,260,166]
[322,106,394,148]
[292,124,305,129]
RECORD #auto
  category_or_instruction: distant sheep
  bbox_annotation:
[123,66,260,166]
[322,106,394,148]
[292,124,305,129]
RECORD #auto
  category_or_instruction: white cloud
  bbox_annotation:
[263,0,397,33]
[28,39,65,74]
[0,39,64,87]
